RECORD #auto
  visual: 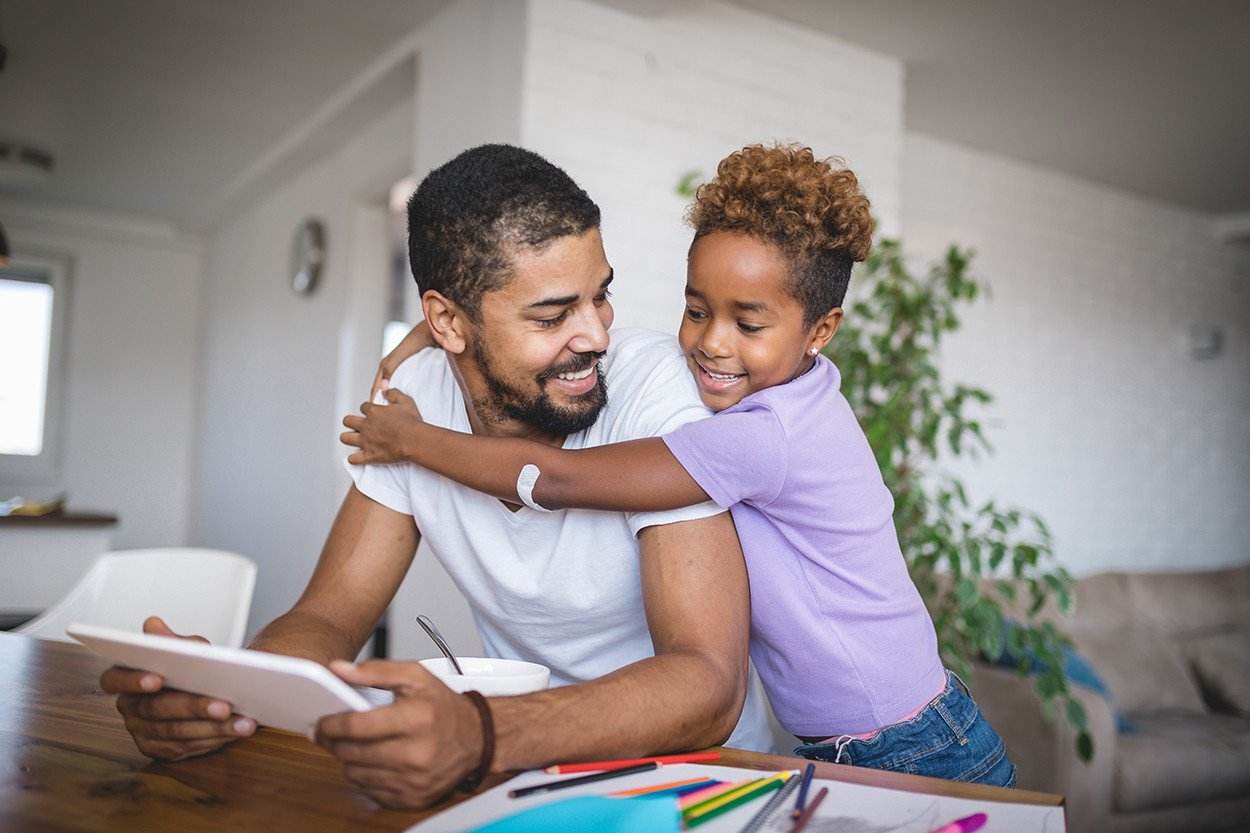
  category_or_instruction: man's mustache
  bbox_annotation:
[539,351,605,380]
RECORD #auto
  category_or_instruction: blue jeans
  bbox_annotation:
[793,671,1016,787]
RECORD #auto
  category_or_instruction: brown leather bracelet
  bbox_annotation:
[460,690,495,793]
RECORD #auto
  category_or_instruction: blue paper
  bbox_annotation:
[467,796,681,833]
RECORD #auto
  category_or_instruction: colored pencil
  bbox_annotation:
[665,780,727,799]
[544,751,721,774]
[507,761,658,798]
[683,773,789,819]
[684,773,790,829]
[683,776,772,815]
[788,785,828,833]
[678,779,744,809]
[791,763,816,818]
[610,777,717,798]
[737,771,800,833]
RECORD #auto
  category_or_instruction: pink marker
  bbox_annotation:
[926,812,988,833]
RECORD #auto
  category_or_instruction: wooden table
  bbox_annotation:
[0,632,1062,831]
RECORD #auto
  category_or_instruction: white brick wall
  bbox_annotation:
[521,0,903,332]
[902,133,1250,575]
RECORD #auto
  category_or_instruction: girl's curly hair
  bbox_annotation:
[689,143,874,326]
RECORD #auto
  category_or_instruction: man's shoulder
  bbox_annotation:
[391,346,447,385]
[584,327,709,444]
[602,327,686,388]
[388,348,460,427]
[606,326,680,358]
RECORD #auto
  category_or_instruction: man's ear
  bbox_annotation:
[807,307,843,355]
[421,290,470,354]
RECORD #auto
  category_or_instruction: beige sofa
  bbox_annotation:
[970,565,1250,833]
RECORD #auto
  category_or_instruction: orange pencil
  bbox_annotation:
[544,751,721,774]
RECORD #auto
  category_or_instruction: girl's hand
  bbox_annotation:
[371,321,436,401]
[341,389,426,465]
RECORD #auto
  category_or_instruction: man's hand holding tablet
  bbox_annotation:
[315,659,485,808]
[97,616,256,761]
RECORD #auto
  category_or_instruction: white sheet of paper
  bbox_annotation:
[408,763,1065,833]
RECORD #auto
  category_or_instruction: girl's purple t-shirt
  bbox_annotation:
[663,356,946,736]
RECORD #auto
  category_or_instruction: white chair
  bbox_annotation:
[16,548,257,647]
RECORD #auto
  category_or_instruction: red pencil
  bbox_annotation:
[544,751,721,774]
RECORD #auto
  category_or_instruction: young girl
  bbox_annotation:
[345,144,1016,787]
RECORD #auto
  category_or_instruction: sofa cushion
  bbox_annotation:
[1114,711,1250,812]
[1126,567,1250,636]
[1070,572,1134,632]
[1076,627,1207,713]
[1184,629,1250,717]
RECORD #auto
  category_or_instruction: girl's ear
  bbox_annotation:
[807,307,844,355]
[421,291,470,354]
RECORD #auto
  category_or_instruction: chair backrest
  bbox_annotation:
[17,548,257,647]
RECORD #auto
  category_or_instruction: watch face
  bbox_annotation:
[290,219,325,296]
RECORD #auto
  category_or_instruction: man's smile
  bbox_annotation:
[544,357,600,396]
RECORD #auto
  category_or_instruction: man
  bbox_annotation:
[102,144,770,808]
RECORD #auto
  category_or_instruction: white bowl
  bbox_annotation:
[420,657,550,696]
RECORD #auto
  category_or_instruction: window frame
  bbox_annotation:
[0,251,72,487]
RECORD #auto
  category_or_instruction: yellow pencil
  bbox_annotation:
[683,772,792,821]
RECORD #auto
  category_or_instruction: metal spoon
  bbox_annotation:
[416,614,464,675]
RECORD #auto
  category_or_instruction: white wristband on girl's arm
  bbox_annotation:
[516,464,553,512]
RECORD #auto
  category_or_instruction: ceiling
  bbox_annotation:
[733,0,1250,215]
[0,0,1246,232]
[0,0,448,229]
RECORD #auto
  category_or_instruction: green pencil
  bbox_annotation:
[684,773,789,829]
[682,775,771,816]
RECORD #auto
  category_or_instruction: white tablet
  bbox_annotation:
[68,623,392,735]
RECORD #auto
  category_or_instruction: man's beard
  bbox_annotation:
[472,342,607,436]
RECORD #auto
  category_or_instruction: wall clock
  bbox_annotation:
[290,218,326,296]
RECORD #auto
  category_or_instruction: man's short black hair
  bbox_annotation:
[407,144,601,319]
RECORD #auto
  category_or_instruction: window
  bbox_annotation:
[0,254,69,482]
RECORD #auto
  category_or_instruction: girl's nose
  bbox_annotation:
[699,323,732,359]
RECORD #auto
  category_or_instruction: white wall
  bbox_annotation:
[191,100,413,634]
[521,0,903,333]
[901,133,1250,575]
[410,0,527,177]
[0,202,203,548]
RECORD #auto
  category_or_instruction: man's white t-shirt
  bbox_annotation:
[347,327,771,751]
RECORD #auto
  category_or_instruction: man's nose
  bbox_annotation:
[567,305,610,355]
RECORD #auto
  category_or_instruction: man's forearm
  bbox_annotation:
[489,647,746,771]
[249,608,365,664]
